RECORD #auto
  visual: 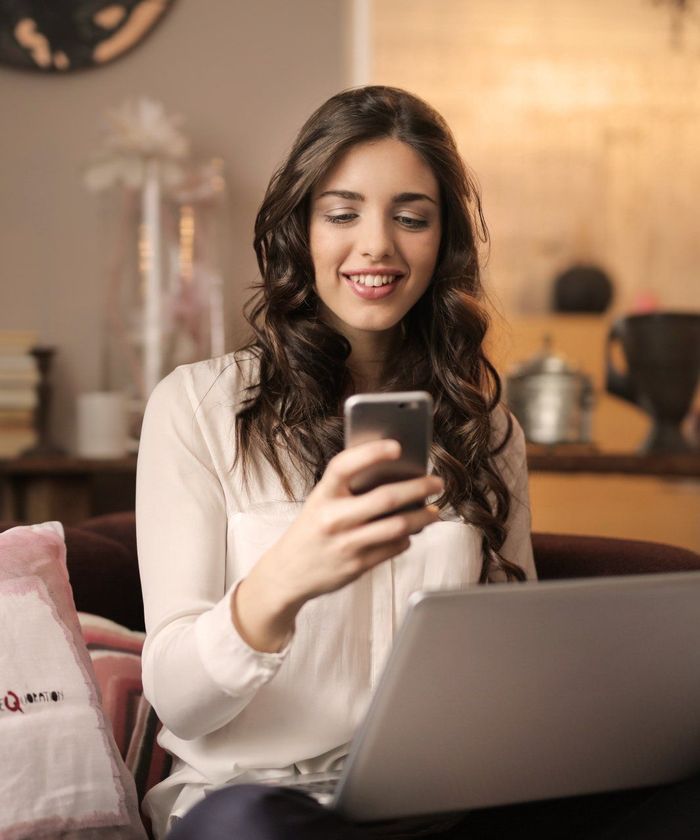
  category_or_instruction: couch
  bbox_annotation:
[3,511,700,836]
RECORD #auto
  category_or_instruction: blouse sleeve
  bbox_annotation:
[136,366,289,741]
[489,409,537,582]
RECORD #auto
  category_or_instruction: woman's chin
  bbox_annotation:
[317,300,405,340]
[344,315,403,335]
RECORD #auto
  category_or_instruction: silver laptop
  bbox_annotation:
[262,573,700,821]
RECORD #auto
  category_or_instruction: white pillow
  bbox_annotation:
[0,521,146,839]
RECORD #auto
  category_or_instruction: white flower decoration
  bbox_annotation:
[84,97,190,192]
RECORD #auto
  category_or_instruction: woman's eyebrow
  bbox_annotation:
[316,189,437,205]
[317,189,364,201]
[393,192,437,205]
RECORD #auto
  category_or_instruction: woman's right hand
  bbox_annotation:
[233,439,444,652]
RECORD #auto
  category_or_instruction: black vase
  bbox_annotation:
[606,313,700,453]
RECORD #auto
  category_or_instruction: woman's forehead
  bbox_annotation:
[313,138,439,200]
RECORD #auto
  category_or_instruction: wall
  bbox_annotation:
[371,0,700,316]
[370,2,699,550]
[0,0,353,449]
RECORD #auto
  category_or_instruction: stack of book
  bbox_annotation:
[0,331,39,457]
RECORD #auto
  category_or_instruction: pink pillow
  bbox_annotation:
[0,522,146,839]
[78,613,172,806]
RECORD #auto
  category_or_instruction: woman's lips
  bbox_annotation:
[342,273,404,300]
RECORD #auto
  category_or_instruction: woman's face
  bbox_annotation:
[309,137,441,342]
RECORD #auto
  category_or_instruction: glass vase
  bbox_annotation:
[100,157,228,449]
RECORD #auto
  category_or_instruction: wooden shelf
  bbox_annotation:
[526,447,700,478]
[0,455,137,476]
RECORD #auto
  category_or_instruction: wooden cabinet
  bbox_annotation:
[525,450,700,553]
[0,456,137,525]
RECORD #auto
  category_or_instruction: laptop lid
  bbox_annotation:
[333,572,700,821]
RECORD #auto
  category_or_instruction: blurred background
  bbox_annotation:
[0,0,698,550]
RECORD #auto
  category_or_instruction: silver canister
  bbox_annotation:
[506,336,595,445]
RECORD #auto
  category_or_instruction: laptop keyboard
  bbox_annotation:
[271,772,341,803]
[291,778,338,795]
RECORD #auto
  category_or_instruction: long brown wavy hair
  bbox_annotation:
[236,85,526,582]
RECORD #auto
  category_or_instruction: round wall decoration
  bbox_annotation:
[0,1,175,73]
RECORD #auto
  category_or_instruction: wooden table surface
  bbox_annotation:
[0,455,138,475]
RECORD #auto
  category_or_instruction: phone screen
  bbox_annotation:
[344,392,433,499]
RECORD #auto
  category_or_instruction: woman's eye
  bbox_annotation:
[396,215,429,229]
[325,213,357,224]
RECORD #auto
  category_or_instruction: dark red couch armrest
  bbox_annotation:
[532,532,700,580]
[69,512,144,631]
[66,524,145,631]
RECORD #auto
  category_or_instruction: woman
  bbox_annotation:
[136,85,536,839]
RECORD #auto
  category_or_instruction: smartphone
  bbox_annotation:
[343,391,433,508]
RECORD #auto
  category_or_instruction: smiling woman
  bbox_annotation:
[309,137,441,356]
[135,85,537,839]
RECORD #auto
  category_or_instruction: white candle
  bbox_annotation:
[76,391,128,458]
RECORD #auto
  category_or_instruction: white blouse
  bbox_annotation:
[135,353,536,838]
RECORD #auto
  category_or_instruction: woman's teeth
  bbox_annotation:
[347,274,400,287]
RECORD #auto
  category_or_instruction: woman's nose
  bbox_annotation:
[359,216,395,261]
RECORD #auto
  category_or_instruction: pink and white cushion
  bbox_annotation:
[0,522,146,839]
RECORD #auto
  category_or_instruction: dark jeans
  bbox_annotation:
[167,775,700,840]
